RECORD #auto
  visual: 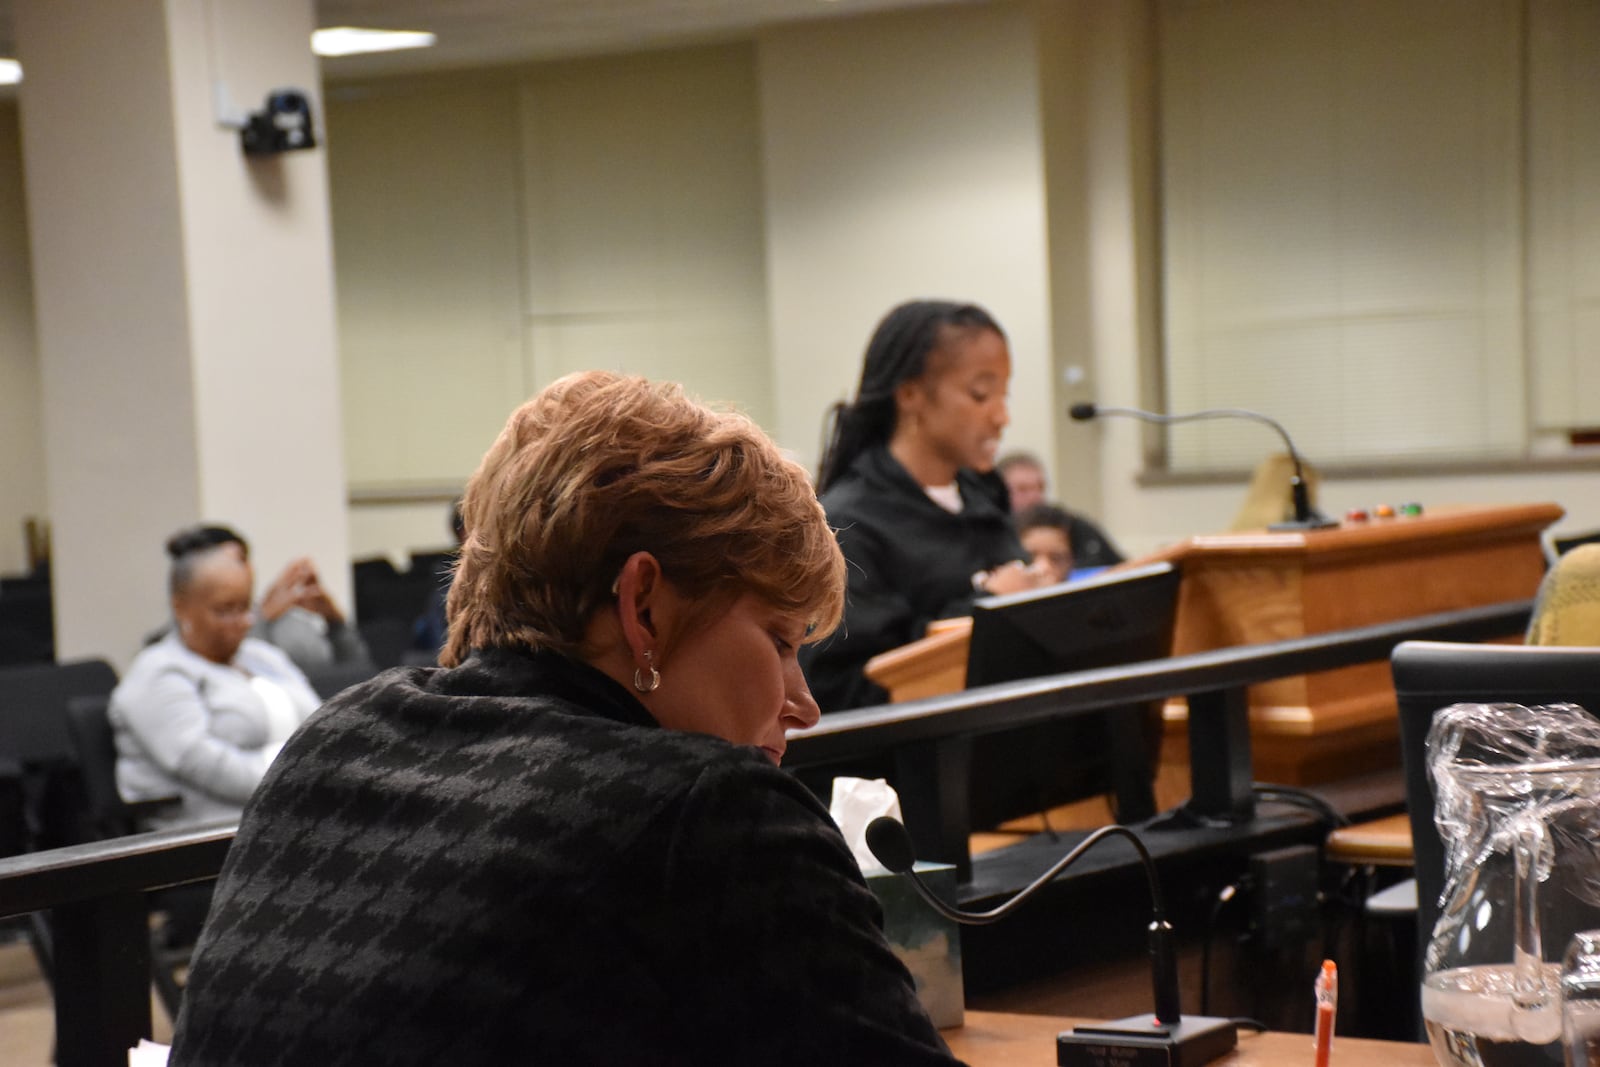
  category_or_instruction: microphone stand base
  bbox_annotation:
[1267,517,1339,531]
[1058,1014,1238,1067]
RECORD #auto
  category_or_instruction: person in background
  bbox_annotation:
[111,542,323,831]
[171,371,962,1066]
[410,497,466,658]
[801,300,1050,711]
[997,451,1049,514]
[162,525,370,673]
[1015,503,1076,585]
[996,451,1125,570]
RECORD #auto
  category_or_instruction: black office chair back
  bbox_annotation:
[302,660,384,701]
[0,658,118,765]
[61,699,193,1020]
[1393,640,1600,979]
[0,658,118,851]
[63,693,129,839]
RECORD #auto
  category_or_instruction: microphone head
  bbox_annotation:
[865,816,918,874]
[1068,402,1098,421]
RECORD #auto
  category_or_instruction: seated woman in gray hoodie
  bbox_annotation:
[111,540,322,829]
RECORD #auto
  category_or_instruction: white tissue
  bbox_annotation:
[828,776,904,874]
[128,1039,171,1066]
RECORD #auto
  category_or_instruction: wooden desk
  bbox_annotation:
[866,504,1560,785]
[944,1011,1435,1067]
[1323,813,1414,867]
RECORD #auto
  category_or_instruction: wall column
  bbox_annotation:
[16,0,349,667]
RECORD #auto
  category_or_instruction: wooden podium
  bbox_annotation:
[865,503,1562,785]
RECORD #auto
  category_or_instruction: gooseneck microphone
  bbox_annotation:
[867,816,1180,1022]
[867,815,1238,1066]
[1069,401,1337,531]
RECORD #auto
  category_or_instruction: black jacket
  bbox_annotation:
[172,648,961,1066]
[1064,512,1125,569]
[801,447,1026,711]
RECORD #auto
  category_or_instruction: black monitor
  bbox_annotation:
[962,561,1182,827]
[1393,640,1600,987]
[966,561,1182,688]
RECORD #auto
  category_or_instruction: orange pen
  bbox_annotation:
[1314,960,1337,1067]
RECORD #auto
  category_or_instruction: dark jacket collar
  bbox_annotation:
[849,445,1012,521]
[454,645,661,731]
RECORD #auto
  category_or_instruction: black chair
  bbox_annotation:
[408,549,457,579]
[353,557,437,626]
[0,581,53,666]
[1552,528,1600,557]
[63,693,192,1019]
[0,660,121,1024]
[0,658,119,849]
[1393,640,1600,987]
[302,659,384,701]
[62,694,180,839]
[357,616,416,670]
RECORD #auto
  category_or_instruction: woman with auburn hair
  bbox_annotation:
[172,372,962,1067]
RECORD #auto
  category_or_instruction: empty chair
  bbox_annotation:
[0,581,54,666]
[301,659,384,701]
[357,616,415,670]
[0,658,119,848]
[63,693,193,1019]
[0,660,122,1024]
[1552,528,1600,558]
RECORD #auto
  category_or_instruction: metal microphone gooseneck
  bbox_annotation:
[866,816,1181,1025]
[1068,402,1336,530]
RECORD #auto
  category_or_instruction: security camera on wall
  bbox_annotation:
[240,90,317,156]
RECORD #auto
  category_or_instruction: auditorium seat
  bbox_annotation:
[62,694,190,1020]
[0,580,54,666]
[0,660,124,1023]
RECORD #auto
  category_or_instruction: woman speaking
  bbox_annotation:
[172,372,961,1066]
[801,300,1050,711]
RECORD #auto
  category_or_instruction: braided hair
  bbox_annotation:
[816,300,1004,492]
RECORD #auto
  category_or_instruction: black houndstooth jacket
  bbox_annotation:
[170,646,962,1066]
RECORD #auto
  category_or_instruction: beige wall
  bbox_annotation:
[1068,4,1600,555]
[329,46,772,561]
[327,78,528,490]
[758,5,1056,475]
[0,103,44,576]
[4,1,1597,591]
[519,47,772,425]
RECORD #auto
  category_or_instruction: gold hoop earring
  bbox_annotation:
[633,650,660,693]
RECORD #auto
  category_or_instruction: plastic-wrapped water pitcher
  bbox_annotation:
[1420,703,1600,1067]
